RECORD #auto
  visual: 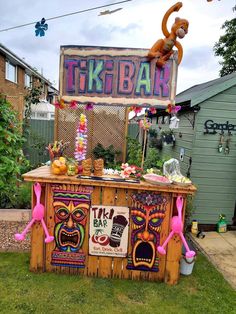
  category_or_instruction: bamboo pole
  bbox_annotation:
[141,129,147,169]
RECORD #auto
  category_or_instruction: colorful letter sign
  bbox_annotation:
[89,205,129,257]
[60,46,178,108]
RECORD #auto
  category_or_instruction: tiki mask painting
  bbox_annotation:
[51,188,92,268]
[127,192,167,272]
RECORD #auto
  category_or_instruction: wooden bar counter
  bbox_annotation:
[23,166,196,285]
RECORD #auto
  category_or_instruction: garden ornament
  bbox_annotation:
[35,18,48,37]
[157,196,196,258]
[148,2,189,67]
[15,182,54,243]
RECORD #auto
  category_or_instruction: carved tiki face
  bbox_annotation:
[128,193,167,272]
[53,190,91,252]
[94,159,104,171]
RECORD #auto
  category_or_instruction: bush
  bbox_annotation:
[126,137,142,167]
[0,96,27,208]
[15,182,32,209]
[143,148,160,170]
[92,143,121,168]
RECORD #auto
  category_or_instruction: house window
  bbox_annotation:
[5,61,17,83]
[50,113,55,119]
[25,73,32,88]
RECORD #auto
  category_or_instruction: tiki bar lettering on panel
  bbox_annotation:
[89,205,129,257]
[61,46,177,106]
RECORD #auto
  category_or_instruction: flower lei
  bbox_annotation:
[74,114,88,162]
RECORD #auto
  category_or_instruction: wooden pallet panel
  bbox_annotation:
[96,187,116,279]
[164,195,187,285]
[87,186,101,277]
[30,183,45,272]
[112,188,128,279]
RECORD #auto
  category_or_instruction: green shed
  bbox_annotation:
[154,72,236,227]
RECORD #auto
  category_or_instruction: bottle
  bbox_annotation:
[217,214,227,233]
[191,220,198,235]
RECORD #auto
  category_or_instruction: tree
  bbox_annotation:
[213,8,236,77]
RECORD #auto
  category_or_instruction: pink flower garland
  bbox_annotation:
[74,114,88,162]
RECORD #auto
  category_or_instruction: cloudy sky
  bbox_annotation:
[0,0,235,93]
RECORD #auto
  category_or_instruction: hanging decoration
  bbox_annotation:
[53,99,94,111]
[15,182,54,243]
[74,114,88,162]
[147,2,189,67]
[128,106,143,116]
[54,99,66,109]
[158,196,196,259]
[35,18,48,37]
[139,117,152,131]
[166,103,181,115]
[148,107,157,115]
[85,102,94,111]
[69,100,77,109]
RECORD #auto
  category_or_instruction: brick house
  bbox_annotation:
[0,43,58,120]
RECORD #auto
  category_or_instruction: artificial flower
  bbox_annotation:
[70,100,77,109]
[85,103,94,111]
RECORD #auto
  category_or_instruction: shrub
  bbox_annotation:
[0,96,27,208]
[93,143,121,168]
[15,182,32,209]
[126,137,142,167]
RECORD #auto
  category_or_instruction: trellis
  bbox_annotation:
[55,105,128,161]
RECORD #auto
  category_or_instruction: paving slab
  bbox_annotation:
[190,231,236,290]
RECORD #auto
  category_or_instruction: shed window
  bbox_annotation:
[37,113,47,119]
[5,61,17,83]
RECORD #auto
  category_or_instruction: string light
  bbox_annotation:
[0,0,132,33]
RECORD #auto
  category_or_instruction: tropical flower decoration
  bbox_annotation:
[54,99,66,109]
[166,104,181,114]
[74,114,88,162]
[129,106,142,116]
[148,107,157,115]
[139,117,152,130]
[35,18,48,37]
[70,100,77,109]
[85,103,94,111]
[120,163,136,179]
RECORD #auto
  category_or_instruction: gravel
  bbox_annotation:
[0,221,31,252]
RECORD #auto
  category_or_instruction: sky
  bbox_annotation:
[0,0,235,93]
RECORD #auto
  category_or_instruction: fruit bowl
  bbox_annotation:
[143,174,172,186]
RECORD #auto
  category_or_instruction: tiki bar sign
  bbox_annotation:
[60,46,178,107]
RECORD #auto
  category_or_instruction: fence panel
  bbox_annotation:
[25,120,54,165]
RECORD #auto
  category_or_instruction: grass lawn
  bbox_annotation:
[0,252,235,314]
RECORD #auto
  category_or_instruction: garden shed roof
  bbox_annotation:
[176,72,236,107]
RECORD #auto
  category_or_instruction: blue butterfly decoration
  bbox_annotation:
[35,18,48,37]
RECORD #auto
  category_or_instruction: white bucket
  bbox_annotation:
[180,256,196,275]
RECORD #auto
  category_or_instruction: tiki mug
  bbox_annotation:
[82,158,92,176]
[94,158,104,176]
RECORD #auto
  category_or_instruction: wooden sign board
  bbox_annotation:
[89,205,129,257]
[60,46,178,108]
